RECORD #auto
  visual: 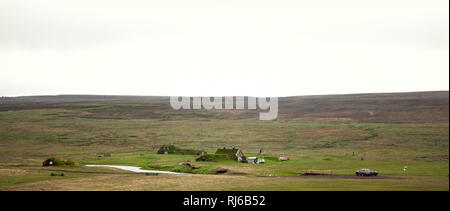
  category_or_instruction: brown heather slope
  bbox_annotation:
[278,91,449,123]
[0,91,448,123]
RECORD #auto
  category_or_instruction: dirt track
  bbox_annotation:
[260,175,405,179]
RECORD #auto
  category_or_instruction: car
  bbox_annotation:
[355,169,378,176]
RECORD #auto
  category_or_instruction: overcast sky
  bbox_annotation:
[0,0,448,97]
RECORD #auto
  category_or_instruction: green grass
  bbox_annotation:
[0,104,448,190]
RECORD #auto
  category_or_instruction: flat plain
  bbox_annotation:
[0,91,448,190]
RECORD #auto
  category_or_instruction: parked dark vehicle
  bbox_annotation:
[356,169,378,176]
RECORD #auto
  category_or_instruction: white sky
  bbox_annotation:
[0,0,448,97]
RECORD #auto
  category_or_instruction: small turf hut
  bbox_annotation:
[157,145,205,155]
[215,147,246,163]
[196,155,212,162]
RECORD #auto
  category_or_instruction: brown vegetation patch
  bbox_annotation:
[5,174,251,191]
[0,168,29,176]
[296,129,364,138]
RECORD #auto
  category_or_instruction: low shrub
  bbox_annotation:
[42,157,75,166]
[214,168,228,174]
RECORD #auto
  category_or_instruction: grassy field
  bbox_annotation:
[0,92,448,190]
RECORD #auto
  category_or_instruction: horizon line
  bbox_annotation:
[2,90,448,98]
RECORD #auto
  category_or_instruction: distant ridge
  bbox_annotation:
[1,91,448,123]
